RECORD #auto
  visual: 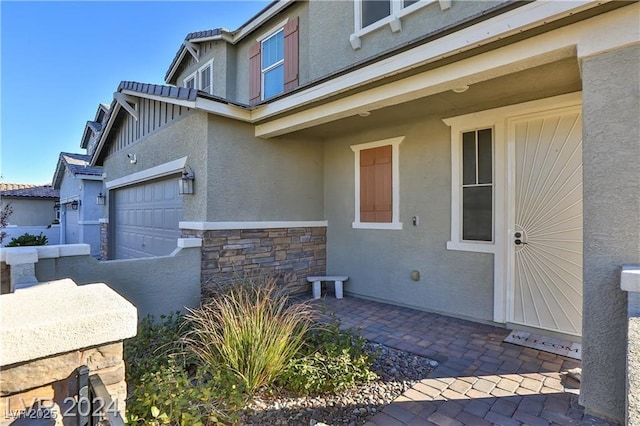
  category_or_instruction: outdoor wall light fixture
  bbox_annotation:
[178,166,195,195]
[70,200,80,210]
[96,192,106,205]
[53,202,61,211]
[127,153,137,164]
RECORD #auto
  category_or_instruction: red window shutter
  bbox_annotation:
[283,16,299,92]
[249,41,261,104]
[360,145,392,223]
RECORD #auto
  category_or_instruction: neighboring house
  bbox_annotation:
[87,1,638,422]
[52,104,108,257]
[0,183,59,226]
[51,153,104,257]
[0,183,60,245]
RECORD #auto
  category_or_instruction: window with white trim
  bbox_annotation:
[351,137,403,230]
[199,61,213,94]
[184,74,196,89]
[261,29,285,99]
[350,0,448,50]
[182,59,214,95]
[461,128,493,242]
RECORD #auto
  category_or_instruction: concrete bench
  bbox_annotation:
[307,276,348,299]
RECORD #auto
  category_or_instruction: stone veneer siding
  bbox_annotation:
[99,222,108,260]
[0,262,9,294]
[182,227,326,294]
[0,342,127,419]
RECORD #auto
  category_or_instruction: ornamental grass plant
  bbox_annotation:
[184,275,315,393]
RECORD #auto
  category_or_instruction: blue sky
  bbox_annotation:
[1,0,271,185]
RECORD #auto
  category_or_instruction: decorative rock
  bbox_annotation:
[239,342,436,425]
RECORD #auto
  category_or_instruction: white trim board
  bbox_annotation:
[179,221,328,230]
[105,157,187,190]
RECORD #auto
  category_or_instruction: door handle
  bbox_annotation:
[515,239,527,245]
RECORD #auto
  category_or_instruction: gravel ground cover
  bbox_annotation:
[239,342,438,426]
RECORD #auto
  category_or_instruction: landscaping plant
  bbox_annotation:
[6,232,47,247]
[124,313,244,425]
[280,315,378,394]
[184,276,314,393]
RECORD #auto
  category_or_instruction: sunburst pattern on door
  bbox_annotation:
[512,109,583,336]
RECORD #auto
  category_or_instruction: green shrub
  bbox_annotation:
[184,275,314,393]
[124,312,187,384]
[280,317,377,394]
[6,232,47,247]
[126,360,243,426]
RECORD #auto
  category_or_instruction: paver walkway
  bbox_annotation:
[313,296,615,426]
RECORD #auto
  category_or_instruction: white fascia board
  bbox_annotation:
[120,89,195,109]
[119,89,251,122]
[251,0,612,124]
[105,157,187,190]
[180,221,328,230]
[90,103,121,167]
[195,98,252,121]
[76,175,104,181]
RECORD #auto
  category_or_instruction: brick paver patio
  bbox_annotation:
[312,296,615,426]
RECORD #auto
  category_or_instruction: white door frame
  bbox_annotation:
[505,102,583,335]
[444,92,582,325]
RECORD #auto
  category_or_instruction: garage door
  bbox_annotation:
[113,177,183,259]
[64,207,80,244]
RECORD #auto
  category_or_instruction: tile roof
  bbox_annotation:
[0,183,59,199]
[118,81,198,101]
[185,28,222,41]
[60,152,103,177]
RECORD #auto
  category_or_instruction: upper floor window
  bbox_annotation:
[351,0,449,50]
[360,0,425,28]
[261,30,285,99]
[249,17,299,104]
[183,59,213,95]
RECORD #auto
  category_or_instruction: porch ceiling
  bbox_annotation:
[287,57,582,140]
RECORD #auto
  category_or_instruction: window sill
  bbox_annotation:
[349,0,450,50]
[446,240,495,253]
[353,221,403,230]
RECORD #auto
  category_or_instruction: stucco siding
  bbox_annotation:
[34,247,201,320]
[580,43,640,423]
[206,115,324,221]
[103,111,209,222]
[307,1,508,83]
[324,116,494,321]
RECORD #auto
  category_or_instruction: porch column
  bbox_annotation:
[580,44,640,423]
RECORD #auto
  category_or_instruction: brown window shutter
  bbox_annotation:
[360,145,392,223]
[249,41,261,104]
[283,16,299,92]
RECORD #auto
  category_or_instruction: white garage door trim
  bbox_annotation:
[105,157,187,190]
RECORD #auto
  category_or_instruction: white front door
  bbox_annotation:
[508,106,583,336]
